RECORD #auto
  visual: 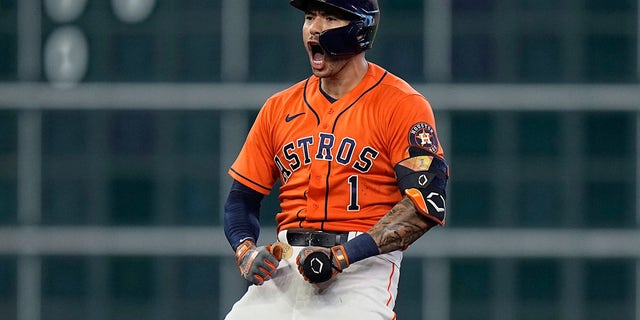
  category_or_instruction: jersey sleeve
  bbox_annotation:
[229,100,279,195]
[386,93,445,166]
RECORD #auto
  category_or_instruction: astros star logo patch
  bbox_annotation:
[409,122,438,153]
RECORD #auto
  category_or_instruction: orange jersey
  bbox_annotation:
[229,62,445,233]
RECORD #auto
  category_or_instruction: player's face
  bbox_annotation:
[302,8,352,77]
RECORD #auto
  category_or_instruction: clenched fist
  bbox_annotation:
[235,240,280,285]
[296,245,350,283]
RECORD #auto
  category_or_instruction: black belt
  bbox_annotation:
[286,230,350,248]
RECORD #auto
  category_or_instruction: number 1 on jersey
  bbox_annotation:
[347,175,360,211]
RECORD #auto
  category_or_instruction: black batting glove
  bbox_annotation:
[296,245,350,283]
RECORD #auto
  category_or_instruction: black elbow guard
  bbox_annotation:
[394,147,449,225]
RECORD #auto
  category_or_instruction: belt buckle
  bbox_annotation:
[292,230,343,247]
[305,232,313,246]
[306,231,328,247]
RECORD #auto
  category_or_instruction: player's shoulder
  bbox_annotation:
[369,63,423,98]
[367,63,429,106]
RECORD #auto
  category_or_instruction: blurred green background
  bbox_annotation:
[0,0,638,319]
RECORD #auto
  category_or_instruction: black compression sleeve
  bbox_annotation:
[223,180,264,251]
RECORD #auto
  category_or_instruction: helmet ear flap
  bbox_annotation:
[352,20,368,41]
[355,21,377,48]
[319,20,368,56]
[291,0,380,56]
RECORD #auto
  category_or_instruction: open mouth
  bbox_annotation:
[309,43,325,63]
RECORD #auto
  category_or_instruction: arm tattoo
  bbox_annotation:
[368,196,437,254]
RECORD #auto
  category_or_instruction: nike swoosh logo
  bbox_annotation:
[285,112,305,122]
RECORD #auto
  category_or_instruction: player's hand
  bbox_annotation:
[296,245,350,283]
[235,240,280,285]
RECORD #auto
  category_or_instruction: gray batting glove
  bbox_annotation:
[235,240,280,285]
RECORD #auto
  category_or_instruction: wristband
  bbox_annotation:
[340,233,379,264]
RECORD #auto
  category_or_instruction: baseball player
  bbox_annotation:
[223,0,449,319]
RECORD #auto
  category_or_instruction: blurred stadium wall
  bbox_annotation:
[0,0,639,319]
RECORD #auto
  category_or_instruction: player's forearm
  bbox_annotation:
[297,196,437,281]
[367,196,437,254]
[223,180,265,251]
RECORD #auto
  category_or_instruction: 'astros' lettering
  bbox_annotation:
[274,132,380,183]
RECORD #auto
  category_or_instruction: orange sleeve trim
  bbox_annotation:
[405,188,445,226]
[405,188,428,214]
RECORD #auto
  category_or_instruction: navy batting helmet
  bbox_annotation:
[290,0,380,56]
